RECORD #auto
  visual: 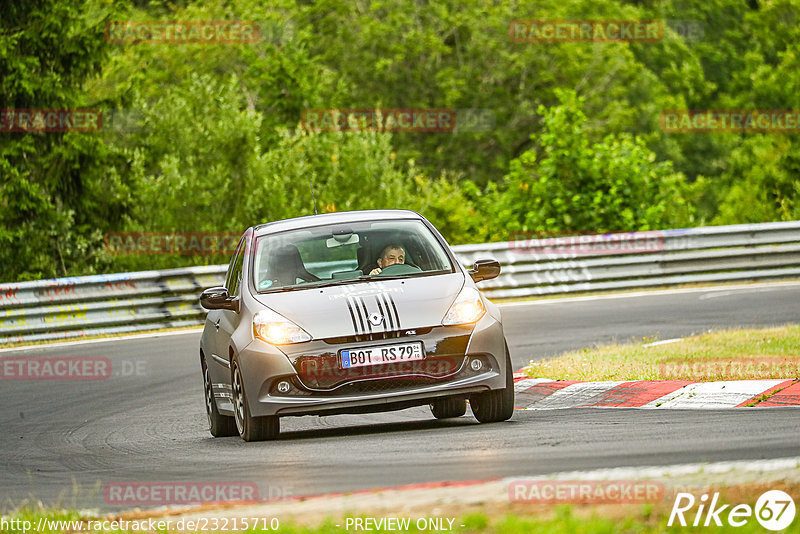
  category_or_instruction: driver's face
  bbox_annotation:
[377,248,405,268]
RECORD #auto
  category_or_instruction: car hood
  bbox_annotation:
[252,273,465,339]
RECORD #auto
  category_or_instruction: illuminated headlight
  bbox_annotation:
[442,287,485,326]
[253,309,311,345]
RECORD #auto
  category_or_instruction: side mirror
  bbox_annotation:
[200,286,239,311]
[468,259,501,283]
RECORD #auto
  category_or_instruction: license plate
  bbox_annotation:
[340,342,424,369]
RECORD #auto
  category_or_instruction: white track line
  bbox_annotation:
[642,338,683,347]
[0,328,203,353]
[507,456,800,482]
[497,280,800,308]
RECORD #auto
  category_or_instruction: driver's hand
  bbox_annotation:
[369,268,382,275]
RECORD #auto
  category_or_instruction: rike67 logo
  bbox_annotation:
[669,490,795,531]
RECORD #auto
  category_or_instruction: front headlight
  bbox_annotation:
[442,287,485,325]
[253,309,312,344]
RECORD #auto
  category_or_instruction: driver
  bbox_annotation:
[369,244,405,275]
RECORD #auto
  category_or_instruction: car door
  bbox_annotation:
[205,234,246,409]
[217,233,247,367]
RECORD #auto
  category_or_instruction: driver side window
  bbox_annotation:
[225,236,247,297]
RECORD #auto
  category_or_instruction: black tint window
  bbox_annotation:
[226,236,246,296]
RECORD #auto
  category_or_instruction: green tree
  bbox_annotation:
[713,134,800,224]
[0,0,128,281]
[483,90,694,239]
[4,0,800,282]
[296,0,711,189]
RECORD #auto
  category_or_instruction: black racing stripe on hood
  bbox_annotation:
[379,292,396,331]
[347,294,366,335]
[374,294,392,331]
[345,296,361,335]
[387,292,401,329]
[357,296,373,333]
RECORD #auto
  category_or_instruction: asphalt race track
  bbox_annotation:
[2,283,799,511]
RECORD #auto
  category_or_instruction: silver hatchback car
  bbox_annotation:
[199,210,513,441]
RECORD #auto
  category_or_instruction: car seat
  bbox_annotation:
[267,244,320,286]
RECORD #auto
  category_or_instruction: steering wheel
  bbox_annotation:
[376,263,422,275]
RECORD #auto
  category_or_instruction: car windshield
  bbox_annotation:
[252,219,455,292]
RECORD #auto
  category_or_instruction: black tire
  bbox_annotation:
[231,357,280,442]
[202,358,237,437]
[470,343,515,423]
[430,397,467,419]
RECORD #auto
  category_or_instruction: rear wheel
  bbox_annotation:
[232,357,280,441]
[430,397,467,419]
[470,343,515,423]
[202,358,237,437]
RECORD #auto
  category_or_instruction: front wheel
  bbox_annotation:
[232,357,280,441]
[430,397,467,419]
[202,358,237,437]
[470,343,515,423]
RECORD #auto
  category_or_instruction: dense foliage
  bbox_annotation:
[2,0,799,281]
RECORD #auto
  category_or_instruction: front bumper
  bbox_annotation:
[235,312,507,418]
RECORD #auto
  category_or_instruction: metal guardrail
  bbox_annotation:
[1,221,799,344]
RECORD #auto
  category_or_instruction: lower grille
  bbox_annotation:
[334,377,443,395]
[270,354,494,397]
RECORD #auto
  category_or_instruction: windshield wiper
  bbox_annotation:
[299,275,414,288]
[260,285,312,293]
[360,270,447,281]
[259,271,445,293]
[258,279,368,293]
[311,279,369,289]
[359,274,417,281]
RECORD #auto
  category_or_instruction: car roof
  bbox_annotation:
[253,209,425,237]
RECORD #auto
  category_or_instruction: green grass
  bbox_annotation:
[1,508,87,534]
[523,325,800,381]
